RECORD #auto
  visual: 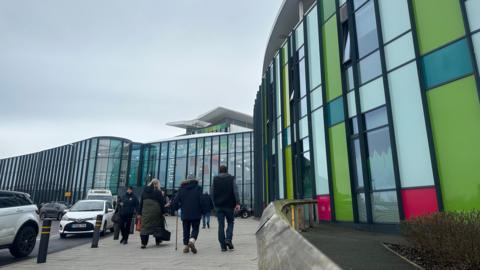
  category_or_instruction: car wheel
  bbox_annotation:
[241,211,249,219]
[9,225,37,258]
[40,213,46,220]
[57,213,63,221]
[60,233,67,239]
[100,223,107,236]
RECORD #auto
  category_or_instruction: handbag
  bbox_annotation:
[135,216,142,232]
[158,218,171,241]
[112,212,121,223]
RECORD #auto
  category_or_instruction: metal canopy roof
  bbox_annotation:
[167,107,253,130]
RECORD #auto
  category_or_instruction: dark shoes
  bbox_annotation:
[123,240,128,245]
[207,223,210,229]
[155,240,162,246]
[141,245,146,249]
[221,247,227,252]
[225,239,234,250]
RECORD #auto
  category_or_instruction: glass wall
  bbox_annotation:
[254,0,479,224]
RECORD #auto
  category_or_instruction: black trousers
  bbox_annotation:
[119,215,133,241]
[182,219,200,245]
[140,234,162,246]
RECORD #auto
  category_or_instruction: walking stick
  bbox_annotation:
[175,212,179,251]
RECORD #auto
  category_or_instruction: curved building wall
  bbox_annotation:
[0,137,131,204]
[138,132,254,209]
[0,132,254,209]
[254,0,480,224]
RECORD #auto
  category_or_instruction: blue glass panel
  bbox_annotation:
[326,97,345,127]
[421,39,473,89]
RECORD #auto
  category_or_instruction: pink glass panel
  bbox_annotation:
[401,187,439,219]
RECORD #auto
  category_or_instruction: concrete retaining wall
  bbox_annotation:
[256,202,341,270]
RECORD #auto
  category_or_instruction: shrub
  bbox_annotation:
[401,211,480,269]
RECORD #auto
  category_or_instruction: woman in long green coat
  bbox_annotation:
[138,179,166,249]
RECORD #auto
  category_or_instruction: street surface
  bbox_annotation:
[5,216,259,270]
[0,220,112,268]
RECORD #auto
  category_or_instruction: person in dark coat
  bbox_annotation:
[211,165,240,252]
[138,179,166,249]
[170,174,203,254]
[118,186,139,244]
[112,195,121,240]
[200,192,214,229]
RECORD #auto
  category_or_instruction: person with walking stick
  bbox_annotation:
[168,174,204,254]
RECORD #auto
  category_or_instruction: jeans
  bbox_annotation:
[202,212,211,228]
[119,215,133,241]
[216,208,234,248]
[182,219,200,245]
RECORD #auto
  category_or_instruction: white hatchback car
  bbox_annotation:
[0,191,40,258]
[59,200,114,238]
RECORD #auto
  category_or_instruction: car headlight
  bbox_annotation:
[62,215,69,221]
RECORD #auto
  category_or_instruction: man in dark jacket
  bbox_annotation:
[200,192,214,229]
[170,174,203,254]
[118,186,139,244]
[211,165,240,252]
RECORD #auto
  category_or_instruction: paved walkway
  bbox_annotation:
[6,216,258,270]
[302,223,417,270]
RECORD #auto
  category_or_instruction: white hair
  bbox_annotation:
[149,179,161,190]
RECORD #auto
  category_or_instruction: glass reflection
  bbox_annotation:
[366,127,395,190]
[359,51,382,84]
[355,1,379,58]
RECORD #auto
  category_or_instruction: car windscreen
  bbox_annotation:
[70,201,104,212]
[86,195,112,202]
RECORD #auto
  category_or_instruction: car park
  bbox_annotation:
[59,200,114,239]
[0,191,40,258]
[39,202,67,220]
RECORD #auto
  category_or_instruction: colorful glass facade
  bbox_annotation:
[253,0,480,224]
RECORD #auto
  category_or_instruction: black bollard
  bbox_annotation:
[37,219,52,264]
[91,214,103,248]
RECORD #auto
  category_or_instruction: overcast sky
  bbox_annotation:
[0,0,281,159]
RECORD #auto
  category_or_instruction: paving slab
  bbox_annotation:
[302,223,417,270]
[4,216,258,270]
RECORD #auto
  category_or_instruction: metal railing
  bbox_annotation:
[276,199,318,232]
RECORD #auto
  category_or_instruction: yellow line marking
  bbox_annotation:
[41,232,50,234]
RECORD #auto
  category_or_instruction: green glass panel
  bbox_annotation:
[323,16,342,101]
[427,76,480,211]
[329,123,354,221]
[322,0,336,22]
[282,49,291,128]
[421,39,473,89]
[285,146,294,200]
[412,0,465,54]
[326,97,345,127]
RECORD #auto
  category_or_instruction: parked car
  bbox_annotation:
[85,189,114,204]
[39,202,67,220]
[59,200,114,239]
[0,191,40,258]
[235,205,253,219]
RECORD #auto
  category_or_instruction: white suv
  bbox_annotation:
[0,191,40,258]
